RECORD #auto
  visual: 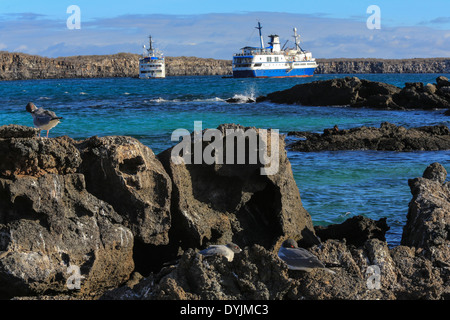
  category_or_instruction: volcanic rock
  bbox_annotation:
[314,215,390,246]
[257,76,450,110]
[288,122,450,152]
[157,123,317,251]
[77,136,172,246]
[401,163,450,250]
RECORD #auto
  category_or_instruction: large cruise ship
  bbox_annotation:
[139,36,166,79]
[232,22,318,78]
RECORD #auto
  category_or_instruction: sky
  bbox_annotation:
[0,0,450,59]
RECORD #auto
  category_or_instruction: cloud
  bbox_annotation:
[428,17,450,24]
[1,11,449,59]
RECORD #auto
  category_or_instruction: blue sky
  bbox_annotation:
[1,0,450,59]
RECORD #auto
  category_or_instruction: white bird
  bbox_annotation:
[26,102,62,138]
[199,243,242,262]
[278,239,335,274]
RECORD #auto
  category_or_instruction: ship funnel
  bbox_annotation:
[268,34,281,52]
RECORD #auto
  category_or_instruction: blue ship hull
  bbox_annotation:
[233,67,316,78]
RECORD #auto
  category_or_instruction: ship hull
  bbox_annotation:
[233,66,316,78]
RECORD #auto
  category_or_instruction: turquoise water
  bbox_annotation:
[1,74,449,246]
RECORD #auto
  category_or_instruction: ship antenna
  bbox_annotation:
[256,22,264,50]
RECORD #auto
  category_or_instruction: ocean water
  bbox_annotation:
[1,73,449,246]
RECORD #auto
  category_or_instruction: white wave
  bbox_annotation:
[79,92,88,95]
[228,93,256,103]
[38,96,51,100]
[193,97,225,102]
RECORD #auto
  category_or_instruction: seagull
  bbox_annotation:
[26,102,62,138]
[199,243,242,262]
[278,239,335,274]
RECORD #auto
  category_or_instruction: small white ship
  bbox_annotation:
[139,36,165,79]
[232,22,318,78]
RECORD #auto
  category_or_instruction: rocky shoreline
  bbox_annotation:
[288,122,450,152]
[1,51,450,80]
[0,124,449,300]
[256,76,450,113]
[0,52,232,80]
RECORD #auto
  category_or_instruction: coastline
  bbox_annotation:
[1,51,450,81]
[0,124,449,300]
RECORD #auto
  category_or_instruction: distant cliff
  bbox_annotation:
[0,52,232,80]
[1,51,450,80]
[315,58,450,74]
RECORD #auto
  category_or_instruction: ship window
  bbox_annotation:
[267,57,272,62]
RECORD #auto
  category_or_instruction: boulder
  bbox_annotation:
[0,125,81,178]
[436,76,450,88]
[314,216,389,246]
[401,163,450,250]
[77,136,172,246]
[288,122,450,152]
[158,124,317,251]
[257,76,450,110]
[0,173,134,299]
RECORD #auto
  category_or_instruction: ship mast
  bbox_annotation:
[256,22,264,50]
[293,27,303,52]
[148,35,154,54]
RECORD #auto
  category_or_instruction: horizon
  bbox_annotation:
[0,1,449,59]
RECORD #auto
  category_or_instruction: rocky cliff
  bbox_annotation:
[0,51,232,80]
[1,51,450,80]
[1,124,450,301]
[315,58,450,74]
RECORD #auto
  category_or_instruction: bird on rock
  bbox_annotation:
[199,243,242,262]
[26,102,62,138]
[278,239,335,274]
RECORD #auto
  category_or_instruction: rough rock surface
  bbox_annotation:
[257,76,450,110]
[288,122,450,152]
[102,162,450,301]
[0,171,134,299]
[0,52,232,80]
[314,215,390,246]
[1,124,450,300]
[77,136,172,246]
[315,58,450,74]
[402,162,450,250]
[158,124,317,252]
[2,52,450,80]
[0,125,173,298]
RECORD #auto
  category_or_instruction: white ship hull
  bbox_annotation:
[232,23,318,78]
[139,57,165,79]
[139,36,165,79]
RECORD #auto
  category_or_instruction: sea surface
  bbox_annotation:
[1,73,449,247]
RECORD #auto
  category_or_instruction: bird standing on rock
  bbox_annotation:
[199,243,242,262]
[278,239,336,274]
[26,102,62,138]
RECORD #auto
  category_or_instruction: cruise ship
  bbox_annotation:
[139,36,165,79]
[232,22,318,78]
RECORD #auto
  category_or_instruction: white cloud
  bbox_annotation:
[1,11,449,59]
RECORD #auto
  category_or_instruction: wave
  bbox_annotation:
[193,97,225,102]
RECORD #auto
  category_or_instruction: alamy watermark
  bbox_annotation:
[66,264,83,290]
[366,265,381,290]
[67,5,81,30]
[170,121,280,175]
[366,5,381,30]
